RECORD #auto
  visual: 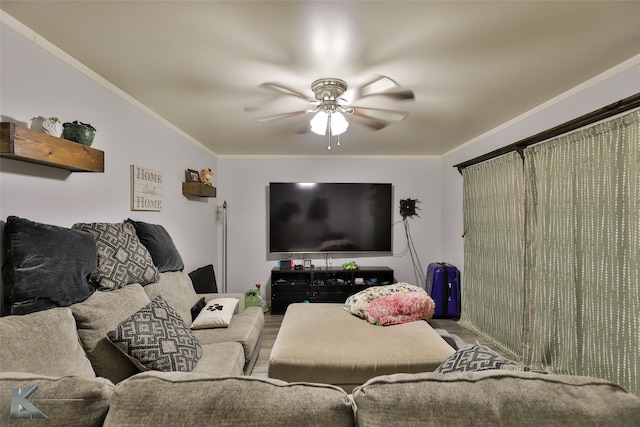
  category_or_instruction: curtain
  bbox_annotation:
[522,110,639,395]
[459,152,525,358]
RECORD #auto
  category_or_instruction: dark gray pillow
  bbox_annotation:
[2,216,95,315]
[71,222,159,291]
[126,219,184,272]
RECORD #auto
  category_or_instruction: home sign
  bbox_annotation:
[130,165,163,211]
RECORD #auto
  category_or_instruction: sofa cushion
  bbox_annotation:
[435,342,547,374]
[0,307,96,377]
[0,372,114,427]
[2,216,95,314]
[352,370,640,426]
[71,284,151,383]
[104,372,355,427]
[126,219,184,272]
[191,342,245,376]
[193,306,264,363]
[107,296,202,372]
[363,291,435,325]
[143,271,199,325]
[72,222,159,290]
[344,282,426,318]
[190,297,239,329]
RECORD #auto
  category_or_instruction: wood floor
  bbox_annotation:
[250,311,510,379]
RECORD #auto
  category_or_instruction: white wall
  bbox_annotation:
[440,56,640,277]
[217,156,441,294]
[0,23,219,274]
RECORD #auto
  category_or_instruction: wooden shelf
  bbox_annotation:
[182,182,216,197]
[0,122,104,172]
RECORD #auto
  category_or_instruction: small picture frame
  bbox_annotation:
[186,169,200,182]
[303,259,312,269]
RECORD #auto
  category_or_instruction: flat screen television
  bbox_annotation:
[269,182,393,254]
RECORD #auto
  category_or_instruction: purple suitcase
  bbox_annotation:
[425,262,461,319]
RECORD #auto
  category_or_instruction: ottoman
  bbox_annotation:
[268,303,456,392]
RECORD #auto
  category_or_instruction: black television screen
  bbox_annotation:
[269,182,393,253]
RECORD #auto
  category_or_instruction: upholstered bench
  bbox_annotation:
[268,303,456,392]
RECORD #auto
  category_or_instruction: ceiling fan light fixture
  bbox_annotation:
[248,75,413,151]
[310,110,329,135]
[330,111,349,135]
[309,110,349,137]
[309,78,352,140]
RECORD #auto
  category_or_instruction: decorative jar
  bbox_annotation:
[62,121,96,146]
[31,116,62,137]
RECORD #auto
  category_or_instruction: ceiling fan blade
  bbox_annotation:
[371,88,415,101]
[352,107,409,123]
[348,75,415,104]
[253,110,307,123]
[356,75,399,96]
[355,117,391,131]
[257,82,311,101]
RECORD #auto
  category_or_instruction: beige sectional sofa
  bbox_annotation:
[3,271,640,426]
[0,268,266,420]
[2,216,640,425]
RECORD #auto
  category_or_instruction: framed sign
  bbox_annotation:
[131,165,163,211]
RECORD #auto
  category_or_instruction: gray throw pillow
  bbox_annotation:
[107,296,202,372]
[126,219,184,272]
[72,222,159,290]
[435,342,547,374]
[2,216,95,314]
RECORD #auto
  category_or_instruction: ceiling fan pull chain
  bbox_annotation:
[327,113,333,150]
[336,133,341,147]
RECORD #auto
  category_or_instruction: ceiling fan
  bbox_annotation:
[245,75,415,150]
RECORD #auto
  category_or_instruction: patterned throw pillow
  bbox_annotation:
[72,222,159,290]
[363,292,435,326]
[344,283,426,318]
[435,342,547,374]
[107,296,202,372]
[190,298,239,329]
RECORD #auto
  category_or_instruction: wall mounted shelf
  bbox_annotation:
[0,122,104,172]
[182,182,216,197]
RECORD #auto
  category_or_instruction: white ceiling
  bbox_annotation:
[2,1,639,156]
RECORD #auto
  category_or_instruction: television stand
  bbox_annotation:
[270,266,394,314]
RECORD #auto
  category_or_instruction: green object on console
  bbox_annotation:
[245,289,260,308]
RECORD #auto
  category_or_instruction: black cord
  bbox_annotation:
[392,219,409,257]
[403,217,425,287]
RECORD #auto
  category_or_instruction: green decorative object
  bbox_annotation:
[244,289,260,308]
[342,261,359,271]
[62,121,96,146]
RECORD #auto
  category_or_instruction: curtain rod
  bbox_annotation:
[454,92,640,174]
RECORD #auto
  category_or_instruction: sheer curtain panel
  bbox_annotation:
[522,110,639,396]
[460,152,525,358]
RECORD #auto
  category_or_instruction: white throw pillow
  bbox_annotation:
[190,298,239,329]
